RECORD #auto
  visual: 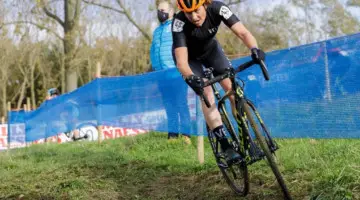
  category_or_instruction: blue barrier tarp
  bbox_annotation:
[8,33,360,141]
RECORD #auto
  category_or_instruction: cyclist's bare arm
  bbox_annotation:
[230,22,258,49]
[174,47,193,77]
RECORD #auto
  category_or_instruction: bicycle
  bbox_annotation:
[201,60,292,199]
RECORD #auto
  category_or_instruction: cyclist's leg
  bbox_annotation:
[204,41,237,118]
[202,81,234,153]
[200,42,243,161]
[202,87,241,162]
[189,59,233,153]
[220,78,236,117]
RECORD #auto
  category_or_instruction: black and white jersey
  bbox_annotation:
[172,1,240,58]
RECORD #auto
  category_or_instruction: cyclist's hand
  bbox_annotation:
[251,48,266,63]
[185,75,204,95]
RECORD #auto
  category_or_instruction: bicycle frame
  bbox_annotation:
[203,61,291,199]
[205,72,251,163]
[206,71,274,165]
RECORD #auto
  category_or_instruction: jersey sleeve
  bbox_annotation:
[172,16,187,49]
[212,1,240,28]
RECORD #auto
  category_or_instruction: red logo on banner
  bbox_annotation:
[0,125,7,149]
[1,126,6,136]
[102,126,146,140]
[0,138,6,147]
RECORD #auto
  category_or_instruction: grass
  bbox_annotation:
[0,133,359,200]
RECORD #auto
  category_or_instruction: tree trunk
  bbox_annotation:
[63,32,78,92]
[88,56,92,82]
[17,77,27,110]
[66,70,78,92]
[61,55,66,93]
[63,38,78,92]
[2,82,6,117]
[39,0,81,92]
[30,59,36,109]
[63,0,81,92]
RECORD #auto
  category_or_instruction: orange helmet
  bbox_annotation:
[177,0,206,12]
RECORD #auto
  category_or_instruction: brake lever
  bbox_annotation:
[259,60,270,81]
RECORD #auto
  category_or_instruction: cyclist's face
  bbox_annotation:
[184,5,206,27]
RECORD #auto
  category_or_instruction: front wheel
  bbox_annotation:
[242,102,292,200]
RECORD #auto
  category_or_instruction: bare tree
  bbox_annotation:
[347,0,360,7]
[40,0,82,92]
[290,0,360,42]
[1,0,83,92]
[83,0,151,41]
[0,39,13,116]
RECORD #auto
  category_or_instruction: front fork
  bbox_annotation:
[235,97,266,165]
[245,101,280,153]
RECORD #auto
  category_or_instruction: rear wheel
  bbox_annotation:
[242,102,292,200]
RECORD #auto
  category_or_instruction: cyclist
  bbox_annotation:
[42,88,60,142]
[173,0,266,162]
[60,100,82,140]
[46,88,60,100]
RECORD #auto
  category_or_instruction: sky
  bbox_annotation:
[2,0,360,46]
[86,0,360,45]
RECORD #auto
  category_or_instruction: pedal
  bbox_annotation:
[218,158,245,168]
[216,154,229,169]
[249,143,264,158]
[216,152,245,168]
[218,162,229,169]
[215,152,225,159]
[231,157,246,166]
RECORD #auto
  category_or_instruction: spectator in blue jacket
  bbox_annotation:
[150,1,176,70]
[150,0,191,144]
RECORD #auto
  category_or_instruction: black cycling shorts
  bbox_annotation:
[173,40,233,78]
[189,41,232,78]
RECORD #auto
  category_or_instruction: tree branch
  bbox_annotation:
[84,0,150,41]
[41,0,65,27]
[116,0,151,41]
[10,86,23,103]
[16,76,28,110]
[82,0,125,14]
[1,21,63,41]
[74,0,82,22]
[347,0,360,7]
[227,0,246,6]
